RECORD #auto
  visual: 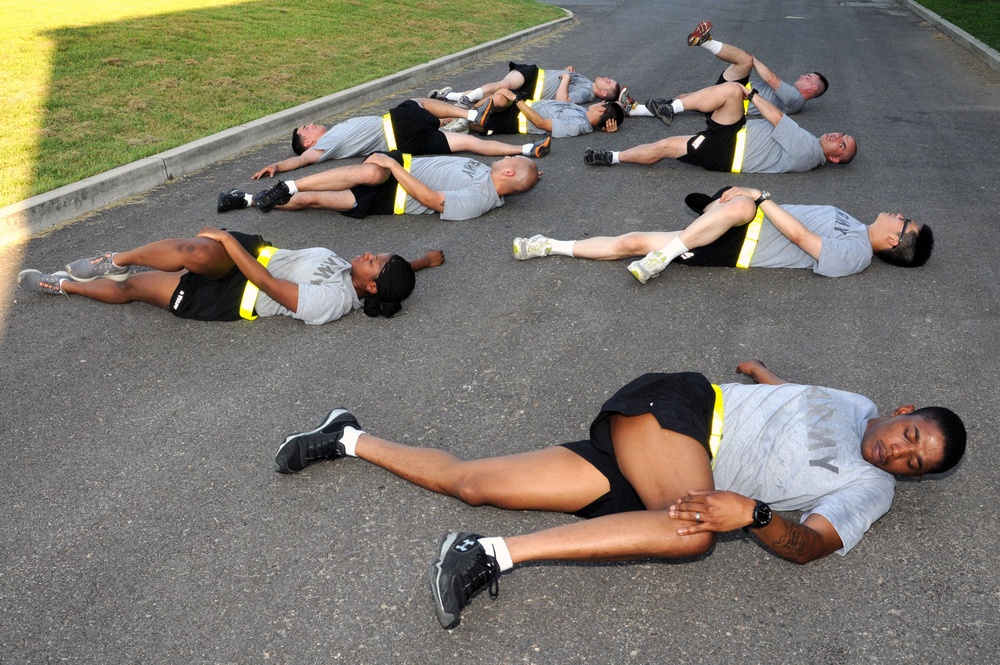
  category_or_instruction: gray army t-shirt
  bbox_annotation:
[742,115,824,174]
[256,248,361,324]
[404,156,503,221]
[751,204,873,277]
[714,382,894,555]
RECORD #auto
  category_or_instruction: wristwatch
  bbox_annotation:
[754,190,771,206]
[749,500,772,529]
[747,88,758,102]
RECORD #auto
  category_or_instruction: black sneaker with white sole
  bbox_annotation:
[584,147,615,166]
[428,531,500,629]
[217,190,248,213]
[274,407,360,474]
[254,181,293,213]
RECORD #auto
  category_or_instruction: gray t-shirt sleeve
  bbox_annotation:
[802,479,895,555]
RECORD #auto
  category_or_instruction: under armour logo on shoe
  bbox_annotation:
[455,538,477,552]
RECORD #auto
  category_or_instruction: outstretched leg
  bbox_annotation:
[61,270,183,309]
[355,434,610,514]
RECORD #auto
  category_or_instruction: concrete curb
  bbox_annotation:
[0,11,572,246]
[899,0,1000,75]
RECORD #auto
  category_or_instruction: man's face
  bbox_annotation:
[593,76,619,100]
[795,72,824,95]
[861,412,946,476]
[350,252,392,290]
[296,123,327,148]
[820,132,856,163]
[873,212,920,243]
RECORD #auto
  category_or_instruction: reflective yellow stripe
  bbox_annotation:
[238,246,278,321]
[532,69,545,100]
[730,83,753,173]
[736,208,765,269]
[382,113,397,152]
[709,384,725,469]
[517,100,534,134]
[393,153,413,214]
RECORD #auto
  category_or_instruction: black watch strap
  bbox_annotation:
[754,190,771,206]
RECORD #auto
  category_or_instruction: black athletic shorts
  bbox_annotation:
[343,150,405,219]
[677,115,746,172]
[482,103,522,135]
[169,232,271,322]
[508,62,541,96]
[716,72,751,87]
[390,100,452,155]
[676,186,751,267]
[560,372,717,519]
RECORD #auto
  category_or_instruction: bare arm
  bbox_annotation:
[720,187,823,261]
[362,153,445,213]
[196,227,299,312]
[751,56,782,92]
[735,359,790,385]
[409,250,445,272]
[252,149,322,179]
[515,99,553,132]
[747,88,785,127]
[669,490,843,564]
[554,73,572,102]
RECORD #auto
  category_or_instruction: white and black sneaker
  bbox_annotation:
[428,531,500,629]
[274,407,360,474]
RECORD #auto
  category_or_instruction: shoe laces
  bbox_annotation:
[460,552,500,605]
[300,432,340,464]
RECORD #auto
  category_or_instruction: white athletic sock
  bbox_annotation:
[466,109,478,121]
[521,143,533,155]
[631,104,653,117]
[285,180,299,195]
[671,99,685,114]
[339,425,364,457]
[655,236,690,263]
[243,193,254,206]
[611,151,621,165]
[703,40,724,55]
[467,88,485,102]
[109,252,122,267]
[478,537,514,572]
[445,91,463,102]
[550,239,575,256]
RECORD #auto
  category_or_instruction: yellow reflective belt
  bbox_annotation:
[239,246,278,320]
[709,384,725,469]
[382,113,397,152]
[393,153,413,214]
[517,100,534,134]
[532,69,546,100]
[736,208,765,269]
[730,83,753,173]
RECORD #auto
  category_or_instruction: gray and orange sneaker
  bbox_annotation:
[18,269,71,294]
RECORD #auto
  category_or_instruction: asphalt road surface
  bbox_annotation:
[3,0,999,662]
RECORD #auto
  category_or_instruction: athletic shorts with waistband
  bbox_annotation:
[481,103,524,135]
[169,231,271,321]
[678,115,747,172]
[560,372,717,519]
[343,150,406,219]
[389,100,452,156]
[717,72,751,87]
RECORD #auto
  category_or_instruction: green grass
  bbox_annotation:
[914,0,1000,51]
[0,0,563,209]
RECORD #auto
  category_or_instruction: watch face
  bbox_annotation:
[753,502,772,528]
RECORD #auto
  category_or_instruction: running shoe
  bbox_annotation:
[254,181,292,213]
[428,532,500,630]
[513,235,553,260]
[688,20,713,47]
[65,252,129,282]
[18,270,70,294]
[584,148,614,166]
[274,407,360,474]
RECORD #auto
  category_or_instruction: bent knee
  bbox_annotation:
[617,232,654,256]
